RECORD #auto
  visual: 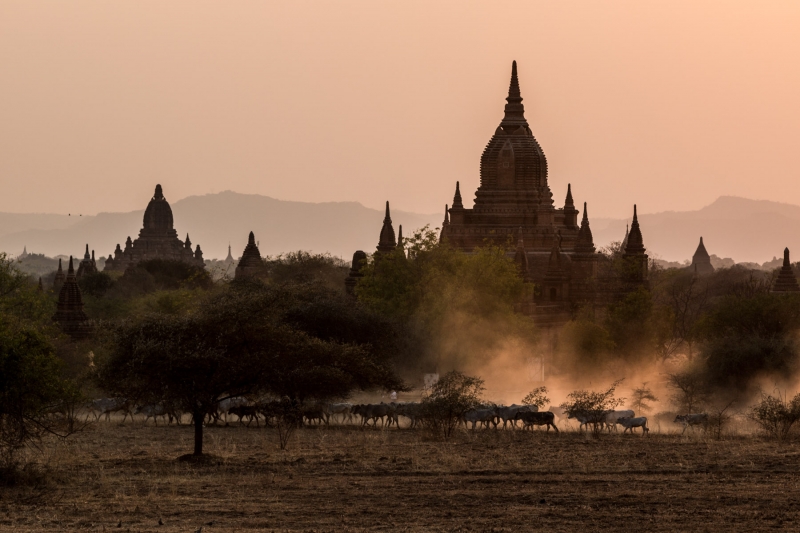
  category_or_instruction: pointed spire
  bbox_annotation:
[565,184,574,208]
[500,61,528,129]
[91,250,95,261]
[624,205,645,254]
[57,258,62,273]
[154,184,164,200]
[377,201,397,254]
[248,231,255,246]
[575,202,595,254]
[452,181,463,209]
[84,244,90,259]
[67,256,75,277]
[397,225,404,251]
[443,204,450,225]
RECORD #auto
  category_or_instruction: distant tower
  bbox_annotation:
[690,237,714,275]
[345,250,368,296]
[622,205,648,283]
[52,256,93,339]
[53,258,66,293]
[76,244,98,279]
[771,248,800,293]
[225,243,234,263]
[234,232,267,279]
[376,201,397,255]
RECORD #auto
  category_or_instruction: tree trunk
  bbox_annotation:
[193,410,204,456]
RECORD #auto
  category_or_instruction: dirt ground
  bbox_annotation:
[2,419,800,532]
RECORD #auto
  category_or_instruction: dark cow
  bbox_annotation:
[513,411,559,432]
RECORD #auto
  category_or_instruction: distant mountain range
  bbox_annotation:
[1,193,797,264]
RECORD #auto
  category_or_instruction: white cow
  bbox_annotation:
[618,416,649,435]
[325,403,354,424]
[495,404,537,429]
[463,408,497,430]
[135,404,168,426]
[603,410,635,431]
[568,411,606,432]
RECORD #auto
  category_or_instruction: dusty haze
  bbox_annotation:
[1,2,800,219]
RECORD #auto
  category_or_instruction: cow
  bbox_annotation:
[395,402,422,429]
[463,408,498,430]
[325,403,354,424]
[513,411,559,432]
[567,411,606,432]
[301,404,329,426]
[229,405,260,427]
[495,404,537,429]
[89,398,133,423]
[135,404,168,426]
[603,410,635,431]
[618,416,649,435]
[674,413,709,434]
[353,403,393,427]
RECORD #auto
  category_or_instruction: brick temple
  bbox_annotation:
[104,184,205,271]
[350,61,649,324]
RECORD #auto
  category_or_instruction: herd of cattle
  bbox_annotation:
[87,398,710,434]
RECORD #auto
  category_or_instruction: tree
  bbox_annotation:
[560,380,625,437]
[99,280,404,456]
[420,370,485,440]
[749,392,800,441]
[667,371,708,414]
[355,227,535,372]
[0,323,78,471]
[604,287,654,360]
[630,383,658,414]
[522,386,550,409]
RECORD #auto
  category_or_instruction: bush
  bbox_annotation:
[560,380,624,437]
[748,392,800,441]
[522,386,550,409]
[420,371,484,440]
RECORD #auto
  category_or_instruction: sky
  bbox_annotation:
[1,2,799,218]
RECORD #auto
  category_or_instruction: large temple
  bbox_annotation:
[350,61,647,322]
[104,184,205,271]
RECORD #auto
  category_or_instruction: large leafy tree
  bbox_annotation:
[355,227,535,372]
[99,280,404,456]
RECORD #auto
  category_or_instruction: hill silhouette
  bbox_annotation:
[1,193,797,264]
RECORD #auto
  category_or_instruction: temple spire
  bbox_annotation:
[624,204,645,254]
[84,244,90,259]
[154,184,164,200]
[248,231,255,246]
[452,181,463,209]
[565,184,574,208]
[575,202,595,253]
[376,201,397,254]
[772,248,800,293]
[501,60,528,129]
[443,204,450,225]
[397,225,405,255]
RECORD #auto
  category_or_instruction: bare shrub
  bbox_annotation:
[521,386,550,409]
[560,380,624,437]
[667,371,707,413]
[748,392,800,441]
[706,401,735,440]
[630,382,658,414]
[420,371,484,440]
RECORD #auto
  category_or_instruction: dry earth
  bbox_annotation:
[2,420,800,532]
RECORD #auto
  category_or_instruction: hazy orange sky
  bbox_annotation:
[1,2,799,218]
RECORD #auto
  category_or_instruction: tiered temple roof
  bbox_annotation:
[235,232,267,279]
[376,202,397,255]
[104,185,204,271]
[690,237,714,275]
[52,256,93,338]
[76,244,98,279]
[771,248,800,293]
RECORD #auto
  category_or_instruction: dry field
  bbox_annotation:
[2,419,800,532]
